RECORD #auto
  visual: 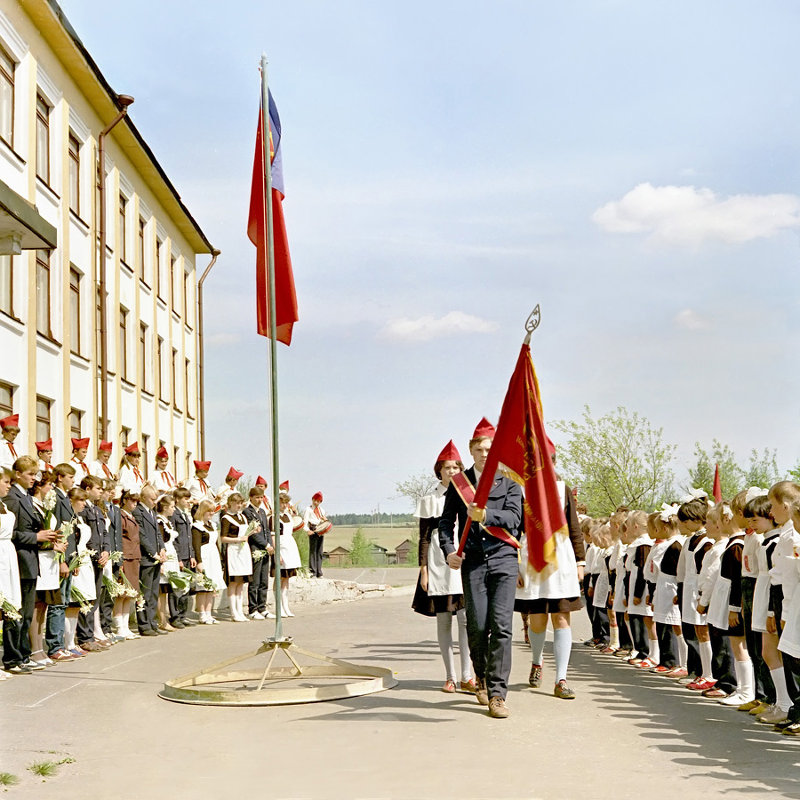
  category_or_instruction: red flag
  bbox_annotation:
[247,93,298,345]
[472,343,566,571]
[712,463,722,503]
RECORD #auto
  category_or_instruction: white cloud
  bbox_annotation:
[674,309,711,330]
[379,311,499,342]
[592,182,800,245]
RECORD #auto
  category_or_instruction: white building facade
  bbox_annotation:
[0,0,214,479]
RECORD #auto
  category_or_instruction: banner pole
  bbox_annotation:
[260,53,283,638]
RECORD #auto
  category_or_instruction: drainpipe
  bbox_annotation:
[97,94,134,442]
[197,248,220,459]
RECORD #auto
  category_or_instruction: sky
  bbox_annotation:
[59,0,800,513]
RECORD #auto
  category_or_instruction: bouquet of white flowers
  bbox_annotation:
[70,585,94,616]
[108,551,123,564]
[0,590,21,621]
[252,549,268,563]
[191,571,216,592]
[54,519,76,563]
[245,519,260,538]
[167,571,192,596]
[102,575,127,599]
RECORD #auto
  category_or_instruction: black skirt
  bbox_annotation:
[411,576,465,617]
[514,596,583,614]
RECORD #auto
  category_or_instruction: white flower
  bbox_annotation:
[43,488,57,513]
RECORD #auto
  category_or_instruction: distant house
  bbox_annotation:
[324,546,351,567]
[370,543,389,565]
[394,539,415,565]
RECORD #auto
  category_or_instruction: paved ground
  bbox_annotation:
[3,581,800,799]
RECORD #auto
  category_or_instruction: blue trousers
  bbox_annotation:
[45,574,72,656]
[462,550,518,700]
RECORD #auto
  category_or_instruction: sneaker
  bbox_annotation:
[69,647,87,658]
[781,722,800,736]
[529,664,542,688]
[23,660,45,671]
[703,688,729,699]
[664,667,688,679]
[442,680,456,693]
[678,675,697,685]
[637,658,656,670]
[758,705,789,725]
[7,664,33,674]
[583,638,600,647]
[628,657,644,666]
[265,611,276,619]
[738,699,762,712]
[459,679,477,693]
[687,678,716,691]
[554,680,575,700]
[51,650,76,663]
[488,696,510,718]
[749,701,771,716]
[649,665,671,674]
[719,692,752,707]
[249,611,265,620]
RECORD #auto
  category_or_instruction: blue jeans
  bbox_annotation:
[45,574,72,656]
[462,549,518,700]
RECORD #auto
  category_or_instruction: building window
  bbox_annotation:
[69,408,82,439]
[35,93,50,185]
[36,250,51,336]
[119,194,127,264]
[157,336,165,400]
[169,256,176,312]
[0,46,14,147]
[35,396,51,441]
[119,306,128,380]
[138,322,148,391]
[0,255,13,317]
[0,383,13,419]
[184,357,191,414]
[95,286,103,367]
[171,347,179,409]
[96,417,108,443]
[68,133,80,215]
[138,217,146,281]
[183,272,191,324]
[172,445,179,475]
[120,426,131,452]
[185,451,192,479]
[69,268,81,354]
[156,238,163,299]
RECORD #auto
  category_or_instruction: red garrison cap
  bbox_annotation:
[312,491,323,503]
[71,437,90,450]
[194,460,211,472]
[435,439,462,468]
[227,466,244,481]
[99,440,113,452]
[255,475,267,486]
[124,442,140,456]
[279,480,289,491]
[472,417,495,440]
[0,414,19,429]
[35,439,52,452]
[156,446,169,460]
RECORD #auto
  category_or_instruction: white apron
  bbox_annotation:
[652,537,682,625]
[516,534,580,601]
[592,549,611,609]
[611,543,628,614]
[0,507,21,608]
[779,557,800,658]
[159,518,181,585]
[681,534,710,626]
[196,523,225,592]
[223,514,253,577]
[625,536,653,618]
[706,536,743,630]
[427,529,463,596]
[752,532,780,633]
[277,519,302,570]
[72,520,97,602]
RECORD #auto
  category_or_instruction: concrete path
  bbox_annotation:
[2,590,800,799]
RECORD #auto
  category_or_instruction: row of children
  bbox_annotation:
[0,453,320,678]
[582,481,800,736]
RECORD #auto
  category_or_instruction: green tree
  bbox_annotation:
[789,464,800,483]
[395,472,438,511]
[348,527,374,567]
[744,448,780,490]
[552,405,676,516]
[686,440,743,501]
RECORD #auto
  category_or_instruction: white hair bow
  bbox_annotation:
[659,502,681,522]
[745,486,767,504]
[680,488,708,503]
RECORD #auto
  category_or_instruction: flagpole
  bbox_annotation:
[260,54,283,639]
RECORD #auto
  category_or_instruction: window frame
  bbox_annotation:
[35,92,50,185]
[35,395,51,442]
[68,132,81,216]
[0,45,15,149]
[36,249,52,337]
[69,266,81,355]
[0,254,14,318]
[119,305,129,381]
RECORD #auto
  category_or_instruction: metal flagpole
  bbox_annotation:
[260,54,284,640]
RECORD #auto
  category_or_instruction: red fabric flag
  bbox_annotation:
[247,93,298,345]
[472,343,566,571]
[712,463,722,504]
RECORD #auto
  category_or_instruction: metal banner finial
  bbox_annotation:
[524,304,541,344]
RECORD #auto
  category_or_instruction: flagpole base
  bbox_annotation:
[158,639,397,706]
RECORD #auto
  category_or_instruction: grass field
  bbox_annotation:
[320,523,418,553]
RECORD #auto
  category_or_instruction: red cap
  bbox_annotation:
[255,475,268,486]
[279,480,289,491]
[472,417,495,440]
[124,442,140,456]
[227,466,244,481]
[312,491,323,503]
[99,440,113,452]
[0,414,19,429]
[194,460,211,472]
[435,439,462,468]
[71,437,90,450]
[156,446,169,460]
[35,438,53,452]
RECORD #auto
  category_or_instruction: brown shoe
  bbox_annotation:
[459,678,477,693]
[554,680,575,700]
[488,696,510,718]
[79,641,100,652]
[475,677,489,706]
[529,663,542,688]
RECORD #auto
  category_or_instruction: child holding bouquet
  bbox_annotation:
[219,492,253,622]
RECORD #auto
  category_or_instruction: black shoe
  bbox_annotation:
[171,620,186,629]
[155,629,168,635]
[181,618,198,627]
[140,629,157,637]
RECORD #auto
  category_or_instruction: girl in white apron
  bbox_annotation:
[156,495,181,631]
[273,492,302,618]
[607,510,634,657]
[0,467,20,678]
[624,511,655,667]
[411,441,473,693]
[192,500,224,624]
[745,494,792,722]
[219,492,253,622]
